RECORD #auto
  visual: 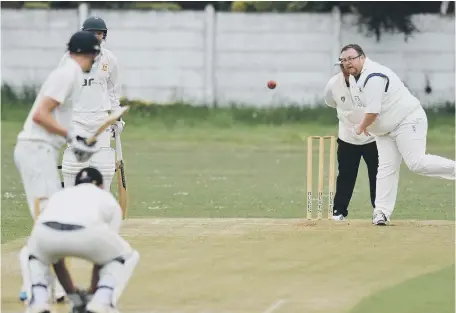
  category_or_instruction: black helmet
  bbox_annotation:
[81,16,108,40]
[67,31,101,54]
[75,167,104,187]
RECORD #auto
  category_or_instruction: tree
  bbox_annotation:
[229,1,450,41]
[344,2,417,41]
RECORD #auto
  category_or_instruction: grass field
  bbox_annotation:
[1,113,455,313]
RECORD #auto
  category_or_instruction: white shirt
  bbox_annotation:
[59,47,121,114]
[37,183,123,234]
[17,58,83,149]
[350,58,422,135]
[324,72,375,145]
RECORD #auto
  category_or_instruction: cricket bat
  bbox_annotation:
[86,106,130,145]
[115,133,128,219]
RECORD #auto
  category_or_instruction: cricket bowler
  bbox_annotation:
[26,167,139,313]
[15,31,101,302]
[60,16,125,192]
[324,63,379,221]
[339,44,455,225]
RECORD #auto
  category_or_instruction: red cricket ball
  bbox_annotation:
[267,80,277,89]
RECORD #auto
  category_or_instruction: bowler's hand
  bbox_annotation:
[354,124,370,136]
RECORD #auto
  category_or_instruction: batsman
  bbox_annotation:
[60,16,126,195]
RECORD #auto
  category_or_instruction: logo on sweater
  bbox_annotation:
[341,96,345,102]
[353,96,365,107]
[102,64,108,72]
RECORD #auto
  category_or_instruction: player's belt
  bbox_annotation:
[42,221,85,231]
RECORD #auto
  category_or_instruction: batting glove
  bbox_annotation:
[67,288,90,313]
[111,118,125,139]
[66,134,98,163]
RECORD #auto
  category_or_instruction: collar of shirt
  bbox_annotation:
[359,57,373,75]
[350,57,373,83]
[94,48,105,63]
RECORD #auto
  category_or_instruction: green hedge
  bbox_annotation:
[118,97,455,128]
[2,84,454,128]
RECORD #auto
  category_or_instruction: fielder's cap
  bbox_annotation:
[75,167,103,186]
[67,30,101,54]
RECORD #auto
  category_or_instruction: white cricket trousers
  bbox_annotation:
[375,107,455,219]
[28,222,132,265]
[14,140,61,218]
[14,140,66,298]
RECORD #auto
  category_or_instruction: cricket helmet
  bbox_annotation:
[75,167,104,187]
[67,31,101,54]
[81,16,108,40]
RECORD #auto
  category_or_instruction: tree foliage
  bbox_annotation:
[1,1,452,41]
[230,1,451,41]
[354,3,417,41]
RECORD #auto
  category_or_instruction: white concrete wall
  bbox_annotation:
[1,7,454,107]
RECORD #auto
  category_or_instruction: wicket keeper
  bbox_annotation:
[26,167,139,313]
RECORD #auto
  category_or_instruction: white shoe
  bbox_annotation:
[26,303,51,313]
[372,211,388,225]
[331,214,345,221]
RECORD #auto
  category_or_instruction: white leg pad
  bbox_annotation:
[112,250,140,305]
[89,148,115,191]
[93,250,140,307]
[62,147,89,188]
[27,254,52,306]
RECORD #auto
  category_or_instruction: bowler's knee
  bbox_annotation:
[405,157,426,174]
[377,164,397,179]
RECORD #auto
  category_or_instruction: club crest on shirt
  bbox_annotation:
[341,96,345,103]
[102,64,108,72]
[353,96,365,108]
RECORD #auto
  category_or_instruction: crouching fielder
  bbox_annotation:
[14,31,101,302]
[339,44,456,225]
[26,167,139,313]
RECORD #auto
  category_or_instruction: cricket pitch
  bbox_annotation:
[1,218,454,313]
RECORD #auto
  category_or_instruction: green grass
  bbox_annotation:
[1,107,454,313]
[1,113,455,243]
[349,265,455,313]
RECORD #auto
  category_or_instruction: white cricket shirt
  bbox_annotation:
[59,47,121,114]
[37,183,122,234]
[324,72,375,145]
[17,57,83,149]
[350,58,422,135]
